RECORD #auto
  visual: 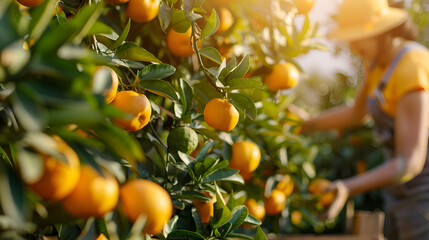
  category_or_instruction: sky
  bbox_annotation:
[294,0,355,79]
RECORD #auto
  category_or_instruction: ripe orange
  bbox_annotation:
[292,0,315,14]
[94,233,108,240]
[290,210,302,225]
[120,179,173,234]
[245,199,265,221]
[27,136,80,201]
[275,174,294,197]
[61,165,119,218]
[167,28,200,57]
[106,0,129,4]
[17,0,44,7]
[229,141,261,174]
[193,192,216,223]
[281,111,303,134]
[111,90,152,131]
[308,178,336,207]
[93,66,119,104]
[217,7,234,33]
[204,98,239,132]
[356,159,367,175]
[126,0,160,23]
[265,189,286,215]
[240,171,254,182]
[264,62,300,91]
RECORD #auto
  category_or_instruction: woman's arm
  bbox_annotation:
[324,91,429,219]
[300,80,369,133]
[343,90,428,195]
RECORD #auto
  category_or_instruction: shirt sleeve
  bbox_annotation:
[391,51,429,103]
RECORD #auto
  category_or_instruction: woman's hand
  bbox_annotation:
[322,180,350,220]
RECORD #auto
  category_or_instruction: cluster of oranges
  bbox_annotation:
[22,135,173,235]
[93,66,152,132]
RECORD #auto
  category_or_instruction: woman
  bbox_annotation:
[300,0,429,239]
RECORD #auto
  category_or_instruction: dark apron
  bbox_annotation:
[366,42,429,240]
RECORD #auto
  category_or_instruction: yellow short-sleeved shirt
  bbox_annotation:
[366,46,429,117]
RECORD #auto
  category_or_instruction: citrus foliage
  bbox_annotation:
[0,0,335,239]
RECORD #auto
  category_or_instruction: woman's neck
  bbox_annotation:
[376,37,407,68]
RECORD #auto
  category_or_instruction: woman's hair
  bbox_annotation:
[389,17,419,41]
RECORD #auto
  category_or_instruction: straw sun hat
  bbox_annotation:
[327,0,408,41]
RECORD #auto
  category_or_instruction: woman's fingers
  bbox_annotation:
[321,181,350,220]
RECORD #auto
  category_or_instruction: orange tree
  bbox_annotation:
[0,0,331,239]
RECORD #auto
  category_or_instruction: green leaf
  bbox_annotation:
[218,223,232,238]
[174,191,212,201]
[202,159,229,179]
[226,206,248,232]
[0,165,29,225]
[177,151,193,165]
[226,55,250,82]
[29,0,58,41]
[178,78,193,114]
[195,141,217,162]
[213,188,232,229]
[138,64,176,80]
[200,9,219,39]
[171,9,192,33]
[226,78,263,90]
[202,168,238,183]
[183,0,195,16]
[243,214,261,225]
[159,2,173,31]
[225,233,254,240]
[168,229,204,240]
[59,225,82,240]
[111,18,131,50]
[34,3,103,54]
[228,93,257,120]
[0,146,11,166]
[87,21,115,36]
[94,124,145,168]
[191,208,205,236]
[255,226,269,240]
[115,42,161,63]
[199,47,222,65]
[11,86,45,132]
[139,79,179,101]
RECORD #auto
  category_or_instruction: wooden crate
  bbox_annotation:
[270,210,386,240]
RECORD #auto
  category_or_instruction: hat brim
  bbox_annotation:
[326,8,408,41]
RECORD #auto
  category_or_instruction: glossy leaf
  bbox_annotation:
[195,141,217,162]
[139,79,179,101]
[199,47,222,65]
[171,9,192,33]
[29,0,58,41]
[174,191,212,201]
[178,78,193,114]
[110,18,131,50]
[202,168,238,183]
[226,78,263,90]
[200,9,219,39]
[226,206,248,232]
[115,42,161,63]
[229,93,257,120]
[225,55,250,82]
[168,229,204,240]
[159,2,173,31]
[255,226,269,240]
[11,86,45,132]
[138,64,176,80]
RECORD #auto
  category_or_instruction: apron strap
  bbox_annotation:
[374,42,426,104]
